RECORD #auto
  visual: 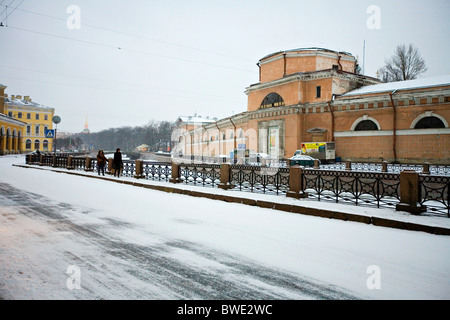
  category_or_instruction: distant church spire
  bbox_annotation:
[82,114,90,134]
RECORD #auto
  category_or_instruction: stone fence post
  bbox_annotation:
[107,158,113,174]
[381,161,388,173]
[313,159,320,169]
[67,155,74,170]
[85,157,93,172]
[395,170,425,215]
[134,159,144,179]
[422,162,430,175]
[286,166,308,199]
[170,162,181,183]
[345,160,352,171]
[218,163,233,190]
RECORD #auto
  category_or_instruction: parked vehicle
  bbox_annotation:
[297,142,335,162]
[289,154,320,166]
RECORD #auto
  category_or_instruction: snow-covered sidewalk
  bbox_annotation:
[14,156,450,234]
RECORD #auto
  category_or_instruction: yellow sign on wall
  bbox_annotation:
[301,142,326,153]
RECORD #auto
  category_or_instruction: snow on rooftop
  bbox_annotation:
[342,75,450,97]
[5,96,52,109]
[178,115,218,123]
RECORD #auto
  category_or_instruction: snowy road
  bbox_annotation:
[0,155,449,300]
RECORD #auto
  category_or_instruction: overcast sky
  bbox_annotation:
[0,0,449,133]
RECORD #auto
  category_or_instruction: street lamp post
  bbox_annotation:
[52,115,61,155]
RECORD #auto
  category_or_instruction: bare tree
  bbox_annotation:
[377,43,427,82]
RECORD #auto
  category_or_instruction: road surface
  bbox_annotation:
[0,155,449,300]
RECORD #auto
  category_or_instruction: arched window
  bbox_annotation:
[411,112,448,129]
[26,139,32,150]
[351,116,380,131]
[414,116,446,129]
[5,128,10,150]
[260,93,285,109]
[43,140,49,150]
[34,140,40,151]
[354,120,379,131]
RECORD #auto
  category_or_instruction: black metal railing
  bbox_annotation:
[303,169,400,209]
[23,155,450,217]
[41,155,53,166]
[420,175,450,217]
[317,162,450,175]
[143,162,172,181]
[179,163,221,187]
[230,165,290,195]
[121,161,135,177]
[72,157,86,170]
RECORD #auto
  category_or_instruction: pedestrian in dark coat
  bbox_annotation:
[113,148,123,177]
[96,150,107,176]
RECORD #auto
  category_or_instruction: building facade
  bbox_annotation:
[3,92,55,153]
[174,47,450,164]
[0,84,26,155]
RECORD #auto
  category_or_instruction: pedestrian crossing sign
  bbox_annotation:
[45,129,55,138]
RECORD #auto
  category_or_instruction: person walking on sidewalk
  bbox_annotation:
[96,150,107,176]
[113,148,123,177]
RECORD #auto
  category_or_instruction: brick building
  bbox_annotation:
[173,47,450,164]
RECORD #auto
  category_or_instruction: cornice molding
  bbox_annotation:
[245,70,375,94]
[259,50,356,66]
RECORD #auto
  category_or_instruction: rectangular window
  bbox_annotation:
[44,115,48,121]
[35,125,40,135]
[8,111,12,117]
[268,126,279,159]
[316,86,321,98]
[27,113,31,119]
[36,114,40,120]
[27,125,31,135]
[18,112,22,119]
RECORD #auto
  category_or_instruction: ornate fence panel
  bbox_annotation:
[302,169,401,209]
[429,166,450,176]
[230,165,290,195]
[41,155,53,166]
[91,159,98,173]
[54,156,68,168]
[318,162,450,175]
[143,162,172,181]
[179,163,221,187]
[72,157,86,170]
[121,160,135,177]
[420,175,450,217]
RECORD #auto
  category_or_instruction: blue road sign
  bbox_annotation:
[45,129,55,138]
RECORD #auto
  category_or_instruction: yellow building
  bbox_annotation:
[0,83,26,155]
[3,92,55,153]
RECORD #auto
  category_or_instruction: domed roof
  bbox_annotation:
[259,47,354,62]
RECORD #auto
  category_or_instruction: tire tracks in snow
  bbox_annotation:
[0,183,361,299]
